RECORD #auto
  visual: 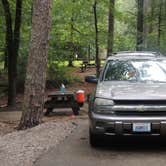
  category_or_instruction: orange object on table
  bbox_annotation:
[76,90,85,103]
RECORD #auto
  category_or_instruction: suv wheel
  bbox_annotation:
[89,129,101,147]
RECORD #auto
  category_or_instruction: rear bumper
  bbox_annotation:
[89,112,166,136]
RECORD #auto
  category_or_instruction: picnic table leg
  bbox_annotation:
[72,102,80,115]
[80,64,85,72]
[45,108,53,116]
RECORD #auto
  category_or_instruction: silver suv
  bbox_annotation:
[88,51,166,146]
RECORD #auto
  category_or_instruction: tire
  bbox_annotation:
[85,75,97,83]
[89,129,102,147]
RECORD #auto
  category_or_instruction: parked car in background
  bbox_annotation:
[88,51,166,146]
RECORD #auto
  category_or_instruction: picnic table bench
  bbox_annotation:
[44,91,80,116]
[80,60,96,72]
[80,60,88,72]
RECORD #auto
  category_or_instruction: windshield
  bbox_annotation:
[103,59,166,82]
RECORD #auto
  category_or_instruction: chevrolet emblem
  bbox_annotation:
[137,105,144,112]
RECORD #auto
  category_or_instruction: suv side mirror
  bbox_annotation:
[85,75,98,84]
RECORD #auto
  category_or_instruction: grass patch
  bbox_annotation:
[49,60,106,67]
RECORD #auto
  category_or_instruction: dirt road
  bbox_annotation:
[35,119,166,166]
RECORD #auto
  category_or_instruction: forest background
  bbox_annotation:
[0,0,165,107]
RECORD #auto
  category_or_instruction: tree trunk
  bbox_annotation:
[1,0,22,106]
[19,0,51,130]
[4,46,8,69]
[93,0,100,77]
[68,18,74,67]
[157,2,162,48]
[149,0,155,33]
[68,1,75,67]
[88,45,91,63]
[13,0,22,66]
[107,0,115,57]
[1,0,16,106]
[143,0,150,49]
[136,0,144,51]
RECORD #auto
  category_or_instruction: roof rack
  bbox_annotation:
[111,51,163,57]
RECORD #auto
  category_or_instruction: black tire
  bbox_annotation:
[85,75,97,83]
[89,129,101,147]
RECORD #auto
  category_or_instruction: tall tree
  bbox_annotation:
[1,0,22,106]
[14,0,22,65]
[143,0,150,49]
[107,0,115,57]
[19,0,51,129]
[149,0,155,34]
[136,0,144,51]
[93,0,100,77]
[157,1,162,48]
[68,0,75,67]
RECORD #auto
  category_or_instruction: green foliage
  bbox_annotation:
[0,0,166,92]
[47,64,81,88]
[0,2,5,63]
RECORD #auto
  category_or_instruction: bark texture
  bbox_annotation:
[19,0,51,129]
[107,0,115,57]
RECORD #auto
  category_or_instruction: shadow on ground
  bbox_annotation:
[94,136,166,152]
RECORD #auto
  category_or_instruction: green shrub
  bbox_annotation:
[47,64,81,89]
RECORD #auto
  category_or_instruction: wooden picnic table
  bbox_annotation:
[44,91,80,116]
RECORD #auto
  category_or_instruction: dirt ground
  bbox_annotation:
[0,67,96,136]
